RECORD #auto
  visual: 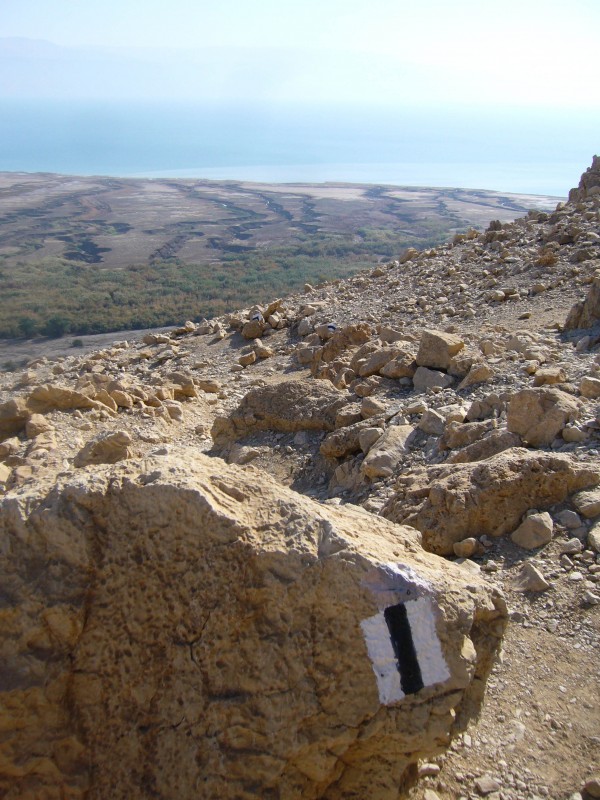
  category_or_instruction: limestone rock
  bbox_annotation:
[588,525,600,553]
[580,376,600,399]
[361,425,416,479]
[382,449,598,555]
[0,397,29,439]
[573,487,600,518]
[507,388,581,446]
[583,776,600,798]
[27,385,110,415]
[511,512,554,550]
[0,437,20,458]
[419,409,446,436]
[359,347,404,378]
[413,367,454,392]
[564,273,600,330]
[110,389,134,408]
[320,417,385,459]
[0,451,506,800]
[74,431,134,467]
[440,419,496,450]
[25,413,53,439]
[568,155,600,202]
[241,318,266,339]
[514,562,551,592]
[446,431,522,464]
[211,379,352,444]
[381,352,417,379]
[196,378,222,394]
[457,363,493,390]
[416,329,465,370]
[0,463,11,487]
[453,538,479,558]
[238,350,257,367]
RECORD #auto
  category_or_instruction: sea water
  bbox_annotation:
[1,99,597,196]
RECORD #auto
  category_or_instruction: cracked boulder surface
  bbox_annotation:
[0,451,506,800]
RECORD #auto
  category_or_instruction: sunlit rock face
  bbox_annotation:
[0,451,506,800]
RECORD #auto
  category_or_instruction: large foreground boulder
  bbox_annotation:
[382,448,599,555]
[0,451,506,800]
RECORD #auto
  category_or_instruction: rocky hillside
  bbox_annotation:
[1,159,599,800]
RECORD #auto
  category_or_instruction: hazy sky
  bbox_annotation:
[2,0,600,108]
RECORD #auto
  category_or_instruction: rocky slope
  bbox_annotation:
[1,159,599,800]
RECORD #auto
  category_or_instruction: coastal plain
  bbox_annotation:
[0,172,560,342]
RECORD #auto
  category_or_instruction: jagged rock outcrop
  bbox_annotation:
[564,271,600,330]
[568,154,600,202]
[382,449,599,555]
[0,451,506,800]
[211,378,353,444]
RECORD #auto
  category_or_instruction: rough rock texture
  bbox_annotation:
[0,451,506,800]
[564,273,600,330]
[382,449,599,555]
[506,388,581,446]
[1,159,600,800]
[361,425,416,479]
[211,378,352,444]
[416,330,465,370]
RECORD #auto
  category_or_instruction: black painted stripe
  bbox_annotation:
[384,603,424,695]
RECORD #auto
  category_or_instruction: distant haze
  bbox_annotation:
[1,0,599,108]
[0,0,598,193]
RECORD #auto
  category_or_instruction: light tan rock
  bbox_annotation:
[27,385,111,416]
[383,449,598,555]
[564,273,600,329]
[380,352,417,379]
[25,413,53,439]
[562,425,588,443]
[0,463,11,487]
[457,363,494,390]
[361,425,415,479]
[74,431,133,467]
[580,376,600,399]
[419,409,446,436]
[507,388,581,446]
[511,512,554,549]
[416,329,464,370]
[196,378,222,394]
[359,347,404,377]
[588,526,600,553]
[0,437,20,458]
[162,400,184,422]
[446,431,522,464]
[211,379,352,444]
[241,319,266,339]
[110,389,134,409]
[238,351,257,367]
[94,388,119,412]
[0,451,506,800]
[0,398,30,439]
[361,396,387,418]
[169,373,198,398]
[453,538,479,558]
[320,417,385,459]
[413,367,454,392]
[532,367,566,386]
[514,562,551,592]
[573,487,600,518]
[440,419,496,450]
[359,427,385,454]
[311,324,372,376]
